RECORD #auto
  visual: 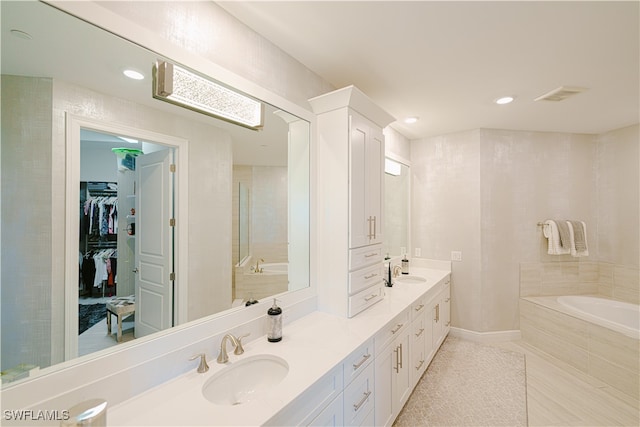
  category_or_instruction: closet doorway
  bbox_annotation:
[65,116,188,360]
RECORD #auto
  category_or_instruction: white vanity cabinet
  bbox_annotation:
[374,309,412,427]
[348,111,384,248]
[310,86,395,318]
[409,292,434,388]
[432,276,451,349]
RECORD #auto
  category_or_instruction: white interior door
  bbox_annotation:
[135,149,174,338]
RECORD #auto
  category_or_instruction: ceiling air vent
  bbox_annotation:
[534,86,587,102]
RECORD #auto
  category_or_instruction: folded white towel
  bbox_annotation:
[543,220,570,255]
[567,220,589,257]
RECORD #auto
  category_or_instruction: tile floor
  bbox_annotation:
[395,336,527,427]
[396,336,639,426]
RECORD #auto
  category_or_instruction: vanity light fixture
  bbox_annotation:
[123,69,144,80]
[495,96,515,105]
[153,60,264,130]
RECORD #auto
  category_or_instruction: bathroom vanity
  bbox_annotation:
[108,263,450,426]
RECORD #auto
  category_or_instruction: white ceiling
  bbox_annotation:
[219,1,639,140]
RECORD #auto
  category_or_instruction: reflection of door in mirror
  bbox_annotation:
[238,183,250,264]
[78,130,174,356]
[384,158,410,257]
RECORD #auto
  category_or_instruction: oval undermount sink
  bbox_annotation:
[202,354,289,406]
[394,275,427,285]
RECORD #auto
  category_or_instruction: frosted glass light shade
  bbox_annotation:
[153,61,263,129]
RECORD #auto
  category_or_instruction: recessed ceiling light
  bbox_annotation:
[123,69,145,80]
[10,29,33,40]
[404,116,419,124]
[495,96,515,105]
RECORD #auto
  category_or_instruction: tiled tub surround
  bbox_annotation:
[519,261,640,401]
[520,261,640,304]
[520,297,639,400]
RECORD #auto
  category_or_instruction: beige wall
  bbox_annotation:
[1,76,55,370]
[411,126,639,333]
[411,130,483,331]
[597,125,639,267]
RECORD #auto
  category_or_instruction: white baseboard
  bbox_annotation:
[449,327,521,343]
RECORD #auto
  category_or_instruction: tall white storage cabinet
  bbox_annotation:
[309,86,395,318]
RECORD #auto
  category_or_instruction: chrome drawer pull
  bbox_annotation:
[415,328,424,338]
[352,354,371,370]
[391,323,403,334]
[414,303,424,311]
[364,252,377,258]
[415,359,425,371]
[364,273,378,279]
[445,297,450,302]
[353,391,372,412]
[364,294,378,302]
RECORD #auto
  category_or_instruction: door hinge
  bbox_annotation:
[170,272,175,281]
[170,164,176,173]
[169,218,176,227]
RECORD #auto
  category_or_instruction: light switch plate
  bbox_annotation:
[451,251,462,262]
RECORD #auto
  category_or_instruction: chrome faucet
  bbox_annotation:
[216,333,250,363]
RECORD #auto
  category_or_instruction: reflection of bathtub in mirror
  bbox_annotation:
[234,259,289,302]
[258,262,288,275]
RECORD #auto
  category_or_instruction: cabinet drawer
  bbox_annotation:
[348,264,383,295]
[374,309,409,355]
[348,285,383,318]
[343,338,374,386]
[349,245,382,271]
[343,362,374,427]
[410,294,428,320]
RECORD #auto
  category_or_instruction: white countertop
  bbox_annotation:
[108,266,450,426]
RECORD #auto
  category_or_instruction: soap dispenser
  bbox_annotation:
[267,299,282,342]
[401,254,410,275]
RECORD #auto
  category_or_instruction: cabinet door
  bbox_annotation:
[374,344,394,427]
[375,331,412,427]
[442,284,451,334]
[410,315,428,388]
[365,123,384,245]
[349,111,384,248]
[349,113,368,248]
[308,394,344,427]
[393,329,411,412]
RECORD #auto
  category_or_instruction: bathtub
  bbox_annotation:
[258,262,288,275]
[520,295,639,399]
[557,296,639,339]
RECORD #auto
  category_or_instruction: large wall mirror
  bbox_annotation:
[384,157,410,257]
[1,1,310,385]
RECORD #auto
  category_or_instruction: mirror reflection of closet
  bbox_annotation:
[384,158,410,258]
[78,129,168,355]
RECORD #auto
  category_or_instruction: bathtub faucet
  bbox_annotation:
[254,258,264,273]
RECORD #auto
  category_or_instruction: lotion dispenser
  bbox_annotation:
[267,299,282,342]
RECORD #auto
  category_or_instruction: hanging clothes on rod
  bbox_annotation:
[84,196,118,238]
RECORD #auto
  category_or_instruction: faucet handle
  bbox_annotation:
[189,353,209,373]
[234,333,250,355]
